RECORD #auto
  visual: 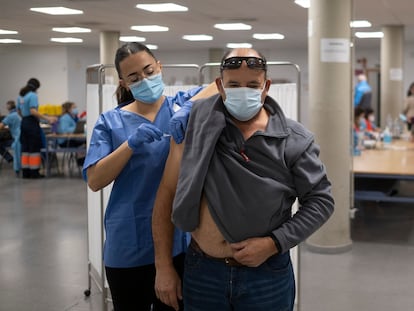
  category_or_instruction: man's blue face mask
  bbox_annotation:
[129,73,165,104]
[223,86,264,121]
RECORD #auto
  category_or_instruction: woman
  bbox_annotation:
[17,78,57,178]
[57,101,83,147]
[0,100,21,175]
[403,82,414,131]
[83,42,215,310]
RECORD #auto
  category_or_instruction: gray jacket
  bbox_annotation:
[172,94,334,254]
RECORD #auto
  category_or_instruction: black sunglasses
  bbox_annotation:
[220,57,267,71]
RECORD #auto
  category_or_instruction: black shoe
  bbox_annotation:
[31,174,45,179]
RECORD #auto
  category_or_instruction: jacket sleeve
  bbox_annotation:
[272,141,335,253]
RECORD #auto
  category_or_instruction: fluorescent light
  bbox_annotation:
[119,36,146,42]
[136,3,188,12]
[146,44,158,50]
[182,35,213,41]
[0,29,18,35]
[355,31,384,38]
[30,7,83,15]
[253,33,284,40]
[0,39,22,44]
[214,23,252,30]
[226,43,252,48]
[50,37,83,43]
[52,27,91,33]
[294,0,310,8]
[131,25,169,32]
[350,20,372,28]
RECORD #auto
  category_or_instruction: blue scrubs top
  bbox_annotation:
[17,92,38,117]
[2,109,21,172]
[83,87,202,268]
[57,113,77,144]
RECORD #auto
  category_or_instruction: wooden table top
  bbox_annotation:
[353,139,414,176]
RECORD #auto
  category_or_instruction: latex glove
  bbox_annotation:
[169,101,193,144]
[127,123,163,153]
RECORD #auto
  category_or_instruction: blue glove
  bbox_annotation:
[127,123,163,153]
[169,101,193,144]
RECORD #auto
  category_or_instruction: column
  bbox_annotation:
[380,26,404,127]
[208,48,224,83]
[307,0,352,253]
[100,31,120,84]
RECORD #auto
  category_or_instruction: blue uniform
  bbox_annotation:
[57,113,76,145]
[354,80,372,107]
[1,109,21,172]
[18,92,38,117]
[83,88,201,268]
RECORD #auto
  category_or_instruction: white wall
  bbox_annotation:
[0,45,98,115]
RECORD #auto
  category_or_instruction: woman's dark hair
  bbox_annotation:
[407,82,414,96]
[19,78,41,96]
[61,101,75,114]
[114,42,157,104]
[6,100,16,110]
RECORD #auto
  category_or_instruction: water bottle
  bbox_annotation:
[383,127,392,145]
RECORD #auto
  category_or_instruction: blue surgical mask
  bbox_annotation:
[223,87,264,121]
[71,108,79,116]
[129,73,164,104]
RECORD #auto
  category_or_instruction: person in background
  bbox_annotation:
[0,100,21,175]
[152,48,334,311]
[354,74,372,110]
[354,106,366,133]
[57,101,83,147]
[82,42,217,311]
[57,101,85,166]
[17,78,57,179]
[403,82,414,131]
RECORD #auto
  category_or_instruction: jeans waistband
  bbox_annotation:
[189,239,244,267]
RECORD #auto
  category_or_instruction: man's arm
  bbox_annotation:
[152,140,184,310]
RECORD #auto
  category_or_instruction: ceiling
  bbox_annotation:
[0,0,413,52]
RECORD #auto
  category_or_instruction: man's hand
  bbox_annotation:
[230,236,278,267]
[154,264,182,311]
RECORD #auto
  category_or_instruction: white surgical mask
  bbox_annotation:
[223,87,263,121]
[368,115,375,122]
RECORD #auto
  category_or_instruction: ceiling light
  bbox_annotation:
[52,27,91,33]
[226,43,252,48]
[355,32,384,38]
[119,36,146,42]
[253,33,285,40]
[214,23,252,30]
[350,20,372,28]
[0,29,18,35]
[0,39,22,44]
[30,7,83,15]
[146,44,158,50]
[50,37,83,43]
[131,25,169,32]
[182,35,213,41]
[294,0,310,8]
[136,3,188,12]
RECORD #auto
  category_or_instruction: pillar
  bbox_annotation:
[99,31,120,84]
[209,48,224,83]
[380,26,404,127]
[307,0,352,253]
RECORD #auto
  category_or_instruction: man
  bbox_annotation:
[0,100,21,175]
[354,73,372,110]
[152,48,334,311]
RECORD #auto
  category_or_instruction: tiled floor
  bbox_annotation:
[0,162,413,311]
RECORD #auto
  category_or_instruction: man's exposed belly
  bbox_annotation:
[191,195,235,258]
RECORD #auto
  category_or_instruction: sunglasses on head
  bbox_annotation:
[220,57,267,71]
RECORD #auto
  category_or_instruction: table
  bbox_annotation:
[43,133,86,177]
[353,140,414,204]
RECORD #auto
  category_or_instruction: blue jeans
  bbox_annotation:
[183,243,295,311]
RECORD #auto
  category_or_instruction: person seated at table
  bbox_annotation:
[0,100,21,176]
[57,101,83,147]
[57,101,85,165]
[363,107,381,139]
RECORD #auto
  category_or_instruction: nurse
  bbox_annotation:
[83,42,216,311]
